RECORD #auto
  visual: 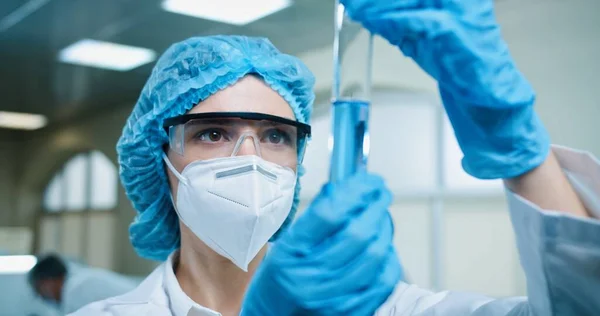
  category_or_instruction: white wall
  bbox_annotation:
[496,0,600,152]
[443,198,526,297]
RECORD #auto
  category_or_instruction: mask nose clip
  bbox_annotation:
[231,132,262,158]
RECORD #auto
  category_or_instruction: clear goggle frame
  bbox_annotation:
[163,112,311,169]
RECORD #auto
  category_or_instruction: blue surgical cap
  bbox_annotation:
[117,35,315,261]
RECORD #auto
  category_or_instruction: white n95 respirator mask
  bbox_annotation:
[163,154,297,271]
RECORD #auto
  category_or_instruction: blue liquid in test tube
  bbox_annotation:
[330,100,370,183]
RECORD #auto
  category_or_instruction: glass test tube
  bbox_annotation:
[329,0,374,184]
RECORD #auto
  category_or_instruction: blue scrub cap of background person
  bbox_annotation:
[117,35,315,261]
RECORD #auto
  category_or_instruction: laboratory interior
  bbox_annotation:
[0,0,599,315]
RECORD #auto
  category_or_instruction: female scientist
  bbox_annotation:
[73,0,600,315]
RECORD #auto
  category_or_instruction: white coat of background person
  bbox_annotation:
[71,1,600,314]
[28,254,139,314]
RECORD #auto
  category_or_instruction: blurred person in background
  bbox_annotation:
[28,254,138,314]
[72,0,600,315]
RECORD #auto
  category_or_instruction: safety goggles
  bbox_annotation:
[163,112,311,168]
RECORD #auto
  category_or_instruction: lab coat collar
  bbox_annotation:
[104,264,167,306]
[163,251,221,316]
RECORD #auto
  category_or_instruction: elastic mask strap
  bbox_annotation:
[162,153,189,186]
[231,132,262,157]
[169,193,178,211]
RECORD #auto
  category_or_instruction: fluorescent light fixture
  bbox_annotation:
[0,111,47,130]
[58,39,157,71]
[161,0,292,26]
[0,255,37,274]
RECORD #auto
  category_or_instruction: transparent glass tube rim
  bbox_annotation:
[331,1,374,102]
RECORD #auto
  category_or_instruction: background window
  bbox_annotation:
[43,150,118,212]
[38,150,118,270]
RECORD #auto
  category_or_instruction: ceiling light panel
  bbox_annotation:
[58,39,157,71]
[162,0,292,26]
[0,255,37,274]
[0,111,47,130]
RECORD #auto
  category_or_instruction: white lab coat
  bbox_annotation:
[70,146,600,316]
[61,264,139,314]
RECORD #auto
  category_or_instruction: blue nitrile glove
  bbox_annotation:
[241,172,403,316]
[340,0,551,179]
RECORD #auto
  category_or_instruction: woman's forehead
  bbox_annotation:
[187,76,295,120]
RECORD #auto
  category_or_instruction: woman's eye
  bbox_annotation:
[198,130,224,142]
[268,132,282,144]
[265,129,290,145]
